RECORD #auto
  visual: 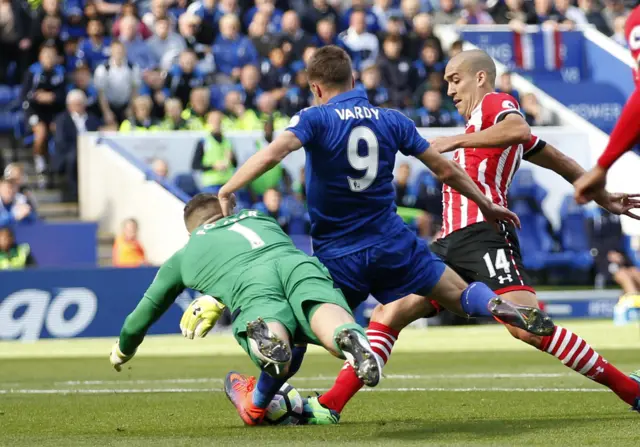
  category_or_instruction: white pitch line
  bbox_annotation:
[0,387,607,395]
[50,373,571,387]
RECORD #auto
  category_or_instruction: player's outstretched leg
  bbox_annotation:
[225,319,293,425]
[499,290,640,412]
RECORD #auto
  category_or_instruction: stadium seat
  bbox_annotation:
[558,195,593,269]
[174,173,200,198]
[0,85,20,106]
[508,169,547,213]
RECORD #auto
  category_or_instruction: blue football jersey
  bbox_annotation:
[286,89,430,259]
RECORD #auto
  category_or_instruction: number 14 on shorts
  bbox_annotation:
[483,249,512,284]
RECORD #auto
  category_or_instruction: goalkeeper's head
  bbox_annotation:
[183,193,230,233]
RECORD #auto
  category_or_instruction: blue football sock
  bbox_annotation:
[252,372,285,408]
[460,282,496,317]
[286,345,307,380]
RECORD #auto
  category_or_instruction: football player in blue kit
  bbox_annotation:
[216,45,554,423]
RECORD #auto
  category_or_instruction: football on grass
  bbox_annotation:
[264,382,304,425]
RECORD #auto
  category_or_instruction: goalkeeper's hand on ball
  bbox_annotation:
[109,342,135,372]
[180,295,226,339]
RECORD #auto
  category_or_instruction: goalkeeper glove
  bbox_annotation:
[109,342,135,372]
[180,295,226,339]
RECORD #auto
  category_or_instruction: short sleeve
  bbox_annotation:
[480,93,523,129]
[396,111,430,156]
[93,65,106,90]
[522,134,546,160]
[286,107,318,147]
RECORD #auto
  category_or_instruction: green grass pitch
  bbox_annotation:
[1,320,640,446]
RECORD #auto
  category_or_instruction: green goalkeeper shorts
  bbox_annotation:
[231,254,352,368]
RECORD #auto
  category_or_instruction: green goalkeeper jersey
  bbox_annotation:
[118,209,301,354]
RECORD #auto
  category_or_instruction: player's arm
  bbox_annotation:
[527,142,640,219]
[218,130,302,215]
[416,147,520,229]
[109,250,186,371]
[429,114,531,154]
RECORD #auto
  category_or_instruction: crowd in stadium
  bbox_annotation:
[0,0,637,271]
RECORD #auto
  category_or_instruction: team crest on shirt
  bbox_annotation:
[630,25,640,50]
[502,100,516,110]
[288,115,300,128]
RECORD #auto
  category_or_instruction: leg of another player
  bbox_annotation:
[310,303,381,387]
[500,290,640,410]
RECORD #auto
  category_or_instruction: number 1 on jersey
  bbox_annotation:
[347,126,379,192]
[229,223,265,249]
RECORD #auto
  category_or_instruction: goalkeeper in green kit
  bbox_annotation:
[109,193,381,425]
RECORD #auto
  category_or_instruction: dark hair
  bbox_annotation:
[306,45,353,88]
[39,42,58,54]
[383,34,403,45]
[183,193,222,229]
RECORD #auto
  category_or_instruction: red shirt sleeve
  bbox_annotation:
[480,92,523,130]
[522,134,546,159]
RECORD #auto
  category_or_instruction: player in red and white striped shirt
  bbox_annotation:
[314,49,640,420]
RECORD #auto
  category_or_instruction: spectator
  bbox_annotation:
[612,15,628,47]
[255,188,290,233]
[119,16,157,70]
[249,11,280,58]
[213,14,259,83]
[4,163,36,209]
[0,179,36,227]
[94,40,141,127]
[588,209,640,294]
[235,64,263,111]
[314,17,339,47]
[489,0,538,25]
[341,0,381,33]
[0,225,35,271]
[69,68,95,105]
[178,13,216,74]
[448,39,464,58]
[21,43,66,179]
[400,0,422,28]
[250,119,284,200]
[63,37,83,73]
[256,92,289,129]
[221,89,261,130]
[163,49,205,107]
[554,0,588,26]
[373,0,403,31]
[186,0,218,27]
[112,218,147,268]
[260,46,293,101]
[339,9,380,74]
[433,0,461,25]
[147,16,187,70]
[533,0,566,25]
[521,92,558,126]
[76,19,112,71]
[140,68,168,118]
[577,0,611,35]
[53,89,100,201]
[282,69,314,116]
[160,98,191,129]
[0,0,29,84]
[300,0,340,34]
[181,86,210,129]
[120,95,159,131]
[29,15,66,68]
[216,0,241,22]
[280,10,312,61]
[143,0,174,30]
[359,65,390,107]
[394,162,414,208]
[407,13,442,60]
[414,89,458,127]
[244,0,284,33]
[0,227,36,269]
[93,0,124,18]
[379,34,418,108]
[458,0,495,25]
[192,111,236,192]
[602,0,628,35]
[496,71,521,104]
[112,3,153,41]
[413,39,446,83]
[151,157,169,179]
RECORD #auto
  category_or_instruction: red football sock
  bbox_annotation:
[319,322,399,413]
[597,87,640,169]
[540,326,639,406]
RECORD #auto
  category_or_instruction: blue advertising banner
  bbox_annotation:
[0,267,197,341]
[461,29,585,82]
[13,222,98,267]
